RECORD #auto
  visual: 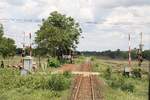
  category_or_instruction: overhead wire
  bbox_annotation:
[0,18,150,25]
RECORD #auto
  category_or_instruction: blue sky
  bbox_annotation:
[0,0,150,51]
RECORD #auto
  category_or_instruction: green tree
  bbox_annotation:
[0,24,16,59]
[143,50,150,60]
[0,24,4,41]
[35,11,82,59]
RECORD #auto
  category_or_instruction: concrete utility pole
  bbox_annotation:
[21,32,26,64]
[29,33,32,56]
[23,32,26,57]
[139,32,144,51]
[137,32,144,66]
[128,33,131,67]
[148,59,150,100]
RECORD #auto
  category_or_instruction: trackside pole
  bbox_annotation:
[29,33,32,56]
[148,59,150,100]
[128,33,131,67]
[128,33,132,76]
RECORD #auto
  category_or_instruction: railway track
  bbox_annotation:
[71,75,95,100]
[70,59,103,100]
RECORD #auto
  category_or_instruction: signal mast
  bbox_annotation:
[123,33,132,77]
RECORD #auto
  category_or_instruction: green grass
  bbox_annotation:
[0,88,70,100]
[74,56,86,64]
[92,58,149,100]
[0,67,72,100]
[0,56,148,100]
[105,87,148,100]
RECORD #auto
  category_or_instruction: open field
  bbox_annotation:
[92,57,149,100]
[0,56,149,100]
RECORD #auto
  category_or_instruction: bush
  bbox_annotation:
[104,67,112,79]
[94,63,99,67]
[63,71,72,78]
[47,58,60,68]
[106,73,135,92]
[91,57,95,61]
[132,67,142,78]
[17,75,48,89]
[47,74,71,91]
[109,74,125,88]
[121,82,134,92]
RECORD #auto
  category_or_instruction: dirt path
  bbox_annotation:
[69,59,104,100]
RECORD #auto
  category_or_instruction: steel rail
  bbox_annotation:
[73,75,83,100]
[90,75,95,100]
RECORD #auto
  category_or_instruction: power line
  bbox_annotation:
[0,18,150,25]
[80,21,150,25]
[0,18,42,23]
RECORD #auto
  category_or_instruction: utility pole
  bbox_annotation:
[137,32,144,66]
[139,32,144,52]
[21,32,26,62]
[29,33,32,56]
[126,33,132,77]
[23,32,26,57]
[128,33,131,67]
[148,59,150,100]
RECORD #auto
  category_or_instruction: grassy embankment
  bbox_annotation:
[92,57,149,100]
[0,56,72,100]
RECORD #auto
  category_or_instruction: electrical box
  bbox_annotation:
[21,56,32,75]
[124,66,130,72]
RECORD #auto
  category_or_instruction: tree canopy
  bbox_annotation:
[35,11,82,58]
[0,23,16,58]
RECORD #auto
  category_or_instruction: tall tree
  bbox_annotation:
[0,24,4,39]
[0,24,16,59]
[35,11,82,59]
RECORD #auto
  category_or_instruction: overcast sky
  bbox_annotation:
[0,0,150,51]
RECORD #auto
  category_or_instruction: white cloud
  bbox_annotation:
[0,0,149,51]
[79,7,94,21]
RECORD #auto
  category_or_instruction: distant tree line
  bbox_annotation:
[79,49,150,60]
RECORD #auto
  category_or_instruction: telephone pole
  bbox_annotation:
[139,32,144,52]
[137,32,144,66]
[148,59,150,100]
[128,33,131,67]
[29,33,32,56]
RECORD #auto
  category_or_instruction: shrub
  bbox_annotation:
[94,63,99,67]
[121,82,134,92]
[47,58,60,68]
[91,57,95,61]
[132,67,142,78]
[47,74,71,91]
[63,71,72,78]
[110,75,125,89]
[16,75,47,89]
[107,74,135,92]
[104,67,112,79]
